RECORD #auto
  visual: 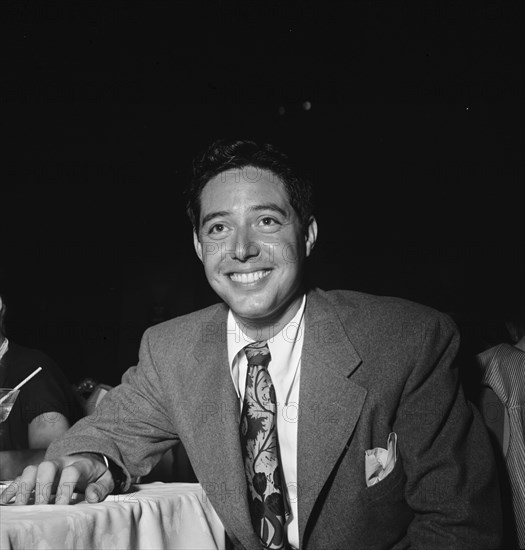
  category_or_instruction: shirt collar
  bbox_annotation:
[227,295,307,379]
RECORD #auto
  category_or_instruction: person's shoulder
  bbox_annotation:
[5,341,59,372]
[312,287,455,327]
[143,301,228,341]
[3,341,72,393]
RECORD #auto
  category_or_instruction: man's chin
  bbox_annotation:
[230,304,270,323]
[227,297,277,324]
[218,285,301,325]
[217,285,269,312]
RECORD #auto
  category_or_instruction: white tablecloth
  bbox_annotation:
[0,483,225,550]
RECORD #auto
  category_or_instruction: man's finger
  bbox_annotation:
[34,461,60,505]
[54,464,82,505]
[85,468,114,503]
[14,465,38,505]
[53,455,109,505]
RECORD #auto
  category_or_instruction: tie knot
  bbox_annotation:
[244,341,271,367]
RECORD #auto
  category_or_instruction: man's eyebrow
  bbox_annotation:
[201,210,230,227]
[249,203,288,218]
[200,203,289,227]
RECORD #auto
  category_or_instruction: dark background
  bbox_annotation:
[1,2,523,386]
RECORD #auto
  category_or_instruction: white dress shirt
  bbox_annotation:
[227,295,306,550]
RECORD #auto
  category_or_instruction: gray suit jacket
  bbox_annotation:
[48,288,501,549]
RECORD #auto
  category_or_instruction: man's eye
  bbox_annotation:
[260,217,279,226]
[209,223,225,234]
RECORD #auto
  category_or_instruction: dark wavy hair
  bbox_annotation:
[185,139,315,233]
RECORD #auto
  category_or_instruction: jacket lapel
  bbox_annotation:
[297,290,367,544]
[190,306,260,550]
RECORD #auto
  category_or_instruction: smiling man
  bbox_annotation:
[193,165,316,342]
[1,139,501,549]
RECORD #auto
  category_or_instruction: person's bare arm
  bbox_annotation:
[28,412,70,449]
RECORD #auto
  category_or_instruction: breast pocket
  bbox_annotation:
[360,454,406,506]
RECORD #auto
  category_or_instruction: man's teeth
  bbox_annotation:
[229,270,270,284]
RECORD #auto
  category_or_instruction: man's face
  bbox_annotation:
[194,167,317,328]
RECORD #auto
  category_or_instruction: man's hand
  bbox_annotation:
[0,453,114,505]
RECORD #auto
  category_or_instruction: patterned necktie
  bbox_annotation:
[239,341,286,549]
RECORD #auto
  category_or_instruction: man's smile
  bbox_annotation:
[228,269,272,284]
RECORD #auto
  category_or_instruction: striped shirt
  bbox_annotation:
[476,343,525,548]
[0,338,8,362]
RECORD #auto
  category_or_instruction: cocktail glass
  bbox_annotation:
[0,389,20,423]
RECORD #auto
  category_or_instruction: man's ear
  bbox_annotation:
[305,216,318,257]
[193,230,204,262]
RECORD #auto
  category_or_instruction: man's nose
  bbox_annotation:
[231,228,261,262]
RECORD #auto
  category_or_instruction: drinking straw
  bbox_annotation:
[0,367,43,405]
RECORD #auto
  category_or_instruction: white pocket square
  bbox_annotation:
[364,432,397,487]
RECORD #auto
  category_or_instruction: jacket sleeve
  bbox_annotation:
[46,327,178,489]
[394,312,502,549]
